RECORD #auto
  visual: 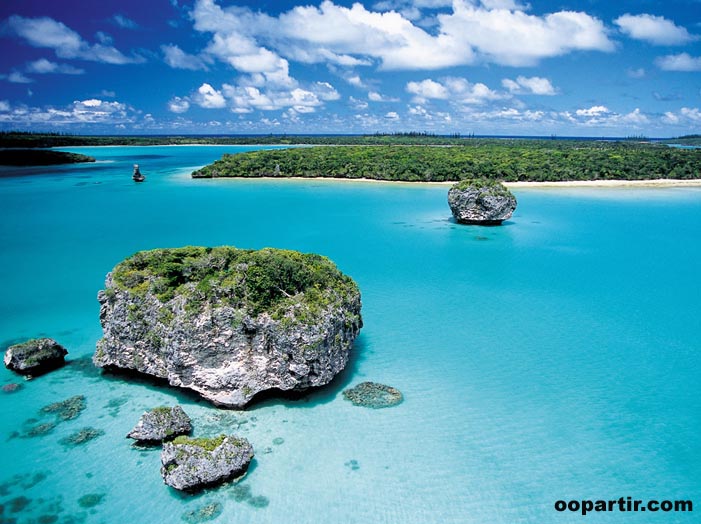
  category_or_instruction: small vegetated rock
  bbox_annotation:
[343,382,403,408]
[448,178,517,225]
[4,338,68,376]
[127,405,192,443]
[161,435,254,492]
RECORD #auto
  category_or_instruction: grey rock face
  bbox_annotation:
[4,338,68,376]
[448,180,517,225]
[127,405,192,443]
[161,435,254,492]
[93,247,362,408]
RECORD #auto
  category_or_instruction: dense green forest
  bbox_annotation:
[192,140,701,182]
[0,149,95,166]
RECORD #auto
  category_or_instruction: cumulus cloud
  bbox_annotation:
[168,96,190,113]
[26,58,84,75]
[407,77,504,104]
[6,15,143,64]
[189,0,613,73]
[0,98,133,126]
[0,100,10,112]
[385,111,400,120]
[187,78,341,115]
[575,105,609,117]
[406,79,450,100]
[162,44,209,70]
[655,53,701,71]
[614,14,694,46]
[368,91,399,102]
[194,83,227,108]
[501,76,557,95]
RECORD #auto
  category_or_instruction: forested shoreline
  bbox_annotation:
[192,141,701,182]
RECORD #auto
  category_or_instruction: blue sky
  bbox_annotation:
[1,0,700,136]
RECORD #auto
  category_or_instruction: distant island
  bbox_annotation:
[191,141,701,183]
[0,149,96,166]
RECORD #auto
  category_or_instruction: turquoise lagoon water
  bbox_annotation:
[0,146,699,524]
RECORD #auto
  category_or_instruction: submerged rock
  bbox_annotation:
[343,382,403,408]
[4,338,68,376]
[448,179,517,225]
[161,435,254,492]
[93,246,362,408]
[127,406,192,443]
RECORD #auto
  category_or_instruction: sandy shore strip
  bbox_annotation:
[190,175,701,188]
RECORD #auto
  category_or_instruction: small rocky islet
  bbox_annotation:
[3,338,68,376]
[161,434,254,492]
[448,178,517,225]
[127,405,192,443]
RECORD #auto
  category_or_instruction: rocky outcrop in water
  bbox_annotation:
[127,406,192,443]
[448,179,517,225]
[4,338,68,376]
[93,246,362,408]
[161,435,254,491]
[343,382,403,408]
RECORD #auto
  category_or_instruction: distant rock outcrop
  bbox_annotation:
[4,338,68,376]
[93,246,362,408]
[161,435,254,492]
[127,406,192,443]
[448,179,517,225]
[343,382,403,408]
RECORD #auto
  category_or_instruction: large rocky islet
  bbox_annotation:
[93,246,363,408]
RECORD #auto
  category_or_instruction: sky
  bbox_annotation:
[0,0,700,136]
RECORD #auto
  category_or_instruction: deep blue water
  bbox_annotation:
[0,146,699,523]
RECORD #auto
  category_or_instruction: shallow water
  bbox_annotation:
[0,146,699,523]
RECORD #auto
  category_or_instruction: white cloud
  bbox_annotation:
[406,79,449,100]
[0,100,10,112]
[349,96,369,110]
[168,96,190,113]
[655,53,701,72]
[502,76,557,95]
[345,75,365,88]
[113,14,138,29]
[7,15,143,65]
[385,111,400,120]
[189,0,613,73]
[313,82,341,101]
[439,1,614,66]
[0,98,133,126]
[614,14,694,46]
[575,105,609,117]
[407,77,504,104]
[368,91,399,102]
[194,83,227,108]
[26,58,84,75]
[162,44,209,71]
